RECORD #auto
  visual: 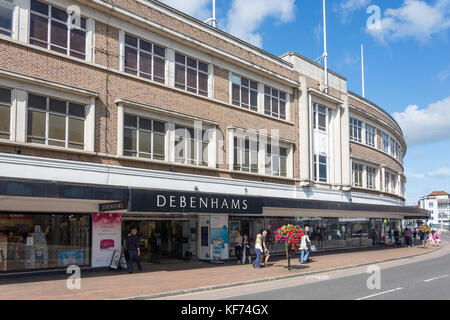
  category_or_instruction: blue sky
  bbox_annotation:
[160,0,450,204]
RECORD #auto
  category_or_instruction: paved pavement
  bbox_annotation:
[157,234,450,300]
[0,240,445,300]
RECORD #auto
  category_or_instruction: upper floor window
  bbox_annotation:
[124,34,165,83]
[264,86,287,120]
[233,136,258,173]
[313,104,327,132]
[365,124,376,147]
[29,0,86,59]
[389,137,395,156]
[352,163,363,187]
[0,87,11,140]
[384,171,396,194]
[175,53,208,96]
[265,144,287,177]
[0,0,14,36]
[349,118,362,143]
[367,166,376,190]
[123,114,165,160]
[175,125,207,166]
[396,144,402,161]
[313,154,327,182]
[381,132,389,153]
[27,93,85,149]
[232,75,257,111]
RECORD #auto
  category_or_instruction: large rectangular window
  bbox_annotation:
[389,137,395,156]
[0,87,11,140]
[313,154,327,182]
[367,166,376,190]
[264,86,287,120]
[175,125,207,166]
[0,0,14,36]
[313,104,327,132]
[352,163,363,187]
[0,213,91,272]
[265,144,287,177]
[175,53,208,96]
[349,118,362,143]
[233,136,258,173]
[29,0,87,59]
[382,132,389,153]
[232,75,258,111]
[27,94,85,149]
[365,124,375,147]
[123,114,166,160]
[124,34,166,83]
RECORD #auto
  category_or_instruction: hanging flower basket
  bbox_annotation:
[275,224,304,270]
[418,224,431,235]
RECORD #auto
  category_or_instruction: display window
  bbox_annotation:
[0,213,91,272]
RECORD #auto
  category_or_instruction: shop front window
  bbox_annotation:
[0,213,91,272]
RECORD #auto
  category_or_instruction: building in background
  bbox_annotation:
[419,191,450,229]
[0,0,427,275]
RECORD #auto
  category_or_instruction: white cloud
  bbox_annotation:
[393,96,450,146]
[224,0,296,47]
[159,0,211,20]
[367,0,450,43]
[408,167,450,179]
[336,0,372,22]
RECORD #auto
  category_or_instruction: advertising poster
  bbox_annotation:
[91,213,122,267]
[58,250,84,267]
[210,215,228,259]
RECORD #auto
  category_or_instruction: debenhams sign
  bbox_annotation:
[131,190,263,214]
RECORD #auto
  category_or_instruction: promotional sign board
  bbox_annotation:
[210,215,228,260]
[92,213,122,267]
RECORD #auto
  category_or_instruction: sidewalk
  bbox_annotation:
[0,244,445,300]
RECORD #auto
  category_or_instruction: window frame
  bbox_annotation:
[0,0,15,37]
[26,93,86,150]
[381,132,389,153]
[313,154,327,183]
[352,163,363,188]
[29,0,87,60]
[123,33,166,83]
[365,123,376,147]
[349,118,362,143]
[232,74,258,112]
[313,104,328,132]
[265,143,288,177]
[174,125,207,166]
[123,114,166,160]
[264,85,287,120]
[174,52,208,96]
[366,166,376,190]
[233,135,258,173]
[0,86,12,140]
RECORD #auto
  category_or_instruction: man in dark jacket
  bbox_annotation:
[126,227,142,273]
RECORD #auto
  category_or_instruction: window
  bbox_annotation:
[29,0,87,59]
[384,171,396,193]
[233,136,258,173]
[123,114,165,160]
[352,163,363,187]
[313,104,327,132]
[264,86,287,120]
[232,75,257,111]
[0,87,11,140]
[0,0,14,36]
[389,137,395,156]
[349,118,362,143]
[313,154,327,182]
[367,166,376,189]
[382,132,389,153]
[396,144,402,161]
[365,124,376,147]
[124,34,165,83]
[26,93,85,149]
[175,125,207,166]
[175,53,208,96]
[265,144,287,177]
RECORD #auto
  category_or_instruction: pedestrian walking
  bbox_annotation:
[304,226,312,262]
[234,231,243,264]
[393,228,400,247]
[126,227,142,273]
[413,228,417,245]
[371,229,377,246]
[299,230,311,264]
[420,230,427,248]
[241,234,252,264]
[252,234,263,269]
[433,232,441,247]
[387,228,392,244]
[404,227,412,247]
[260,230,271,267]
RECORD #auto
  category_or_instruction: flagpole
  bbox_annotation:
[322,0,328,94]
[361,44,365,98]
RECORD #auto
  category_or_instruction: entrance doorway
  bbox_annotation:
[122,217,197,263]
